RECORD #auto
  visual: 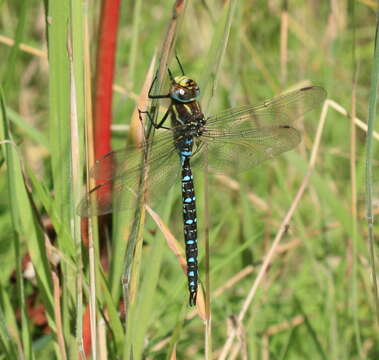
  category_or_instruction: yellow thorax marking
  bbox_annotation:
[172,104,180,118]
[171,103,193,125]
[175,75,191,87]
[183,104,192,114]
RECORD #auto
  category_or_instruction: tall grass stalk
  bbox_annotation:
[349,0,363,356]
[365,8,379,324]
[123,2,188,358]
[82,0,100,357]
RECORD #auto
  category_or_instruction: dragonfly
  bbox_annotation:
[78,67,326,306]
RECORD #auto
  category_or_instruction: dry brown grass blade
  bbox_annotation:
[145,205,186,270]
[280,1,288,86]
[213,266,255,298]
[52,271,67,360]
[128,55,156,146]
[265,315,304,336]
[0,34,47,58]
[215,174,269,212]
[169,344,177,360]
[98,317,107,360]
[327,99,379,140]
[0,35,140,102]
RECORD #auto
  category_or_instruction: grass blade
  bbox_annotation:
[365,8,379,324]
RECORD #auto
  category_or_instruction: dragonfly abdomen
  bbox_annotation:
[181,153,198,306]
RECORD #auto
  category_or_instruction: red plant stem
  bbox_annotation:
[94,0,121,165]
[82,1,121,353]
[92,0,121,210]
[82,305,91,357]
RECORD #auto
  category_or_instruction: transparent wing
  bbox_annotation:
[192,86,326,173]
[77,130,182,217]
[204,86,326,133]
[191,126,301,173]
[89,130,177,181]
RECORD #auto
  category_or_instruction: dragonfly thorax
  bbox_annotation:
[174,119,205,139]
[170,76,200,103]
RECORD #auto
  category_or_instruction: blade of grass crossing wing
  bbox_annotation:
[123,2,189,358]
[109,56,157,313]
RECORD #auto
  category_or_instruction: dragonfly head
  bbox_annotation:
[170,76,200,103]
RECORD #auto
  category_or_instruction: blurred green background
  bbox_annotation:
[0,0,378,359]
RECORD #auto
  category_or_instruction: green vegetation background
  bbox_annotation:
[0,0,378,359]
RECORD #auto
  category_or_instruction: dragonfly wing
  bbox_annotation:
[204,86,326,133]
[191,86,325,173]
[89,130,177,181]
[192,126,301,173]
[77,131,181,217]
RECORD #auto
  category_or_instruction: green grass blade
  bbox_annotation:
[2,0,29,93]
[365,8,379,324]
[46,0,80,355]
[0,285,19,358]
[6,107,49,150]
[1,87,54,359]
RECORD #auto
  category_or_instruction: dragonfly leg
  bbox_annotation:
[138,108,171,130]
[155,108,171,129]
[148,75,170,99]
